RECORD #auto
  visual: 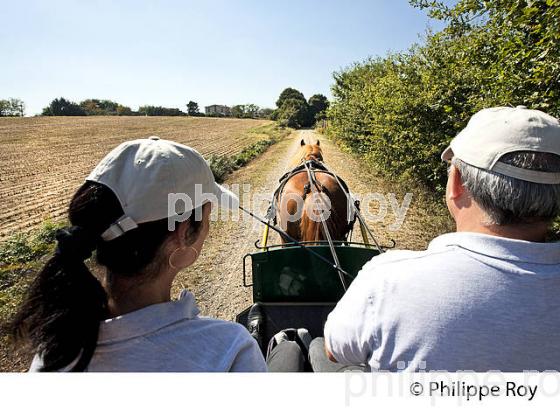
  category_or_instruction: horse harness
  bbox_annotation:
[267,160,358,239]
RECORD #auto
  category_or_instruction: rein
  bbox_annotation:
[262,157,384,292]
[271,159,383,252]
[301,159,348,290]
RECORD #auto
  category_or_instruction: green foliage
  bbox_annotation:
[308,94,329,121]
[42,97,86,116]
[234,139,275,167]
[258,107,275,119]
[275,88,310,128]
[187,101,201,116]
[328,0,560,192]
[79,99,133,116]
[0,220,63,267]
[0,221,65,330]
[0,234,36,266]
[231,105,245,118]
[276,98,310,128]
[231,104,261,119]
[0,219,65,322]
[0,98,25,117]
[116,105,133,116]
[138,105,185,116]
[276,87,307,107]
[230,104,274,119]
[274,87,324,128]
[41,98,135,116]
[207,154,237,183]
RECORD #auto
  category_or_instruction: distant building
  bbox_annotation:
[205,104,231,116]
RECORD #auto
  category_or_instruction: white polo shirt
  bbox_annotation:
[30,290,267,372]
[324,232,560,372]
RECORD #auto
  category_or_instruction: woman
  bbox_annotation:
[9,136,267,372]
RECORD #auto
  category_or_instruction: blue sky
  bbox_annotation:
[0,0,444,115]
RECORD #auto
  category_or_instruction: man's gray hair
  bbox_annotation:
[452,151,560,225]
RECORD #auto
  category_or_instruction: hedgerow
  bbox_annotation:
[327,0,560,193]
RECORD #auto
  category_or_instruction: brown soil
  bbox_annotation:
[0,116,271,239]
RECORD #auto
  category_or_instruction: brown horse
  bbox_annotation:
[276,139,353,243]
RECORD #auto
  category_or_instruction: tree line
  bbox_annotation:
[40,98,199,117]
[327,0,560,193]
[0,98,25,117]
[36,97,275,118]
[3,90,329,125]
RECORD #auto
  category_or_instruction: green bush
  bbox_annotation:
[207,155,236,183]
[0,234,36,266]
[0,220,64,267]
[328,0,560,193]
[234,139,275,167]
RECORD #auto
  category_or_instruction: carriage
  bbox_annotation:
[235,144,392,355]
[235,241,383,355]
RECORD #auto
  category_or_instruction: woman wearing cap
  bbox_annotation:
[9,137,267,372]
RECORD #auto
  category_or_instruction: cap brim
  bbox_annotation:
[212,182,239,211]
[441,146,453,161]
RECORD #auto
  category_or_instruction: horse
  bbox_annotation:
[275,139,354,244]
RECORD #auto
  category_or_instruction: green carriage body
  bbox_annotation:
[236,243,380,353]
[246,244,378,303]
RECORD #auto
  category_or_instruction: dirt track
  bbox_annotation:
[174,129,453,321]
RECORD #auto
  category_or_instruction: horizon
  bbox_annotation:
[1,0,445,116]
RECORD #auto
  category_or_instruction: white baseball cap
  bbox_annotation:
[442,106,560,184]
[86,136,239,241]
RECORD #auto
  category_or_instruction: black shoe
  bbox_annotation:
[247,303,264,349]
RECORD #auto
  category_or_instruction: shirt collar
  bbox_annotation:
[98,289,200,343]
[429,232,560,265]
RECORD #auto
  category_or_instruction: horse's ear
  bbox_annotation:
[316,140,320,146]
[300,139,306,146]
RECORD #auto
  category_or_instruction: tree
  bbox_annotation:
[276,87,306,108]
[0,98,25,116]
[116,105,133,116]
[230,104,260,118]
[274,87,314,128]
[231,105,245,118]
[186,101,200,116]
[244,104,260,118]
[258,108,275,119]
[0,100,8,116]
[42,98,86,116]
[79,99,124,115]
[308,94,329,122]
[277,98,310,128]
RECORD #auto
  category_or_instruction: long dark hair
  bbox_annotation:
[9,181,202,371]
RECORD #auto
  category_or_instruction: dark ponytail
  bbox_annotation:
[9,181,202,371]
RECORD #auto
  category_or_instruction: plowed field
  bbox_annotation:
[0,116,271,239]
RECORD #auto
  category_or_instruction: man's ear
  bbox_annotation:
[300,139,306,146]
[316,140,320,146]
[448,165,465,201]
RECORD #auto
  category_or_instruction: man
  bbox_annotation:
[324,106,560,371]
